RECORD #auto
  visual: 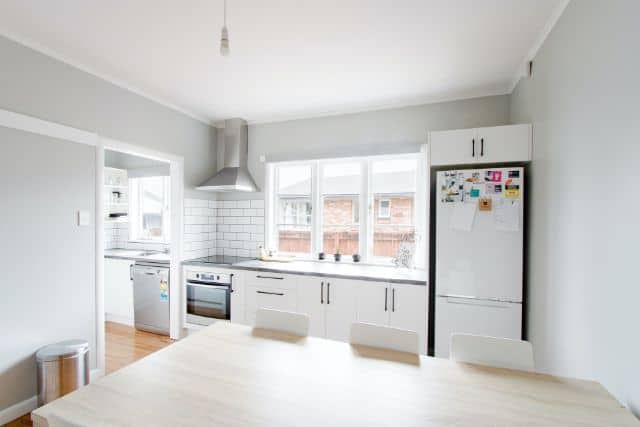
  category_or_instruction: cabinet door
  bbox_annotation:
[324,279,357,342]
[429,128,478,166]
[104,258,135,325]
[297,276,327,338]
[245,284,297,325]
[389,284,427,354]
[476,124,531,163]
[355,282,390,327]
[229,271,245,324]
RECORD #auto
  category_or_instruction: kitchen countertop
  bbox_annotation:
[182,258,426,285]
[105,249,170,264]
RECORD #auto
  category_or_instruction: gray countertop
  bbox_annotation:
[182,258,427,285]
[105,249,170,264]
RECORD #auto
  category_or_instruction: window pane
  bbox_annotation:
[137,176,167,240]
[278,164,312,195]
[321,162,361,195]
[373,195,415,258]
[372,158,417,194]
[277,197,311,254]
[373,225,416,258]
[322,196,359,254]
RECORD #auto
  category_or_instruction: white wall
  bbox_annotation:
[218,95,510,200]
[510,0,639,415]
[0,128,96,411]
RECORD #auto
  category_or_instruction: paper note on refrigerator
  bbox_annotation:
[493,200,520,232]
[450,202,477,232]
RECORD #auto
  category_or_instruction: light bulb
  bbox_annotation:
[220,26,230,56]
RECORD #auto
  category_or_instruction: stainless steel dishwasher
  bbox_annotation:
[132,262,170,335]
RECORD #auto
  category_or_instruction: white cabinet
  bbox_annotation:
[229,271,245,324]
[244,272,298,325]
[297,277,357,342]
[356,282,427,353]
[104,258,135,325]
[429,124,531,166]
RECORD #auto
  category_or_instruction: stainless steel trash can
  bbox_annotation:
[36,340,89,406]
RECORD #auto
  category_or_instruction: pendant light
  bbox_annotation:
[220,0,230,56]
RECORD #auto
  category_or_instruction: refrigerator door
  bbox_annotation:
[435,167,524,303]
[435,296,522,358]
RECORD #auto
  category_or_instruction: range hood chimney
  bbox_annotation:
[196,118,259,192]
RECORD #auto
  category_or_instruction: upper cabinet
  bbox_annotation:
[429,124,531,166]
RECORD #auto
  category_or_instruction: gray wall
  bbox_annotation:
[0,35,216,199]
[0,128,96,411]
[0,35,217,414]
[510,0,639,415]
[219,95,510,200]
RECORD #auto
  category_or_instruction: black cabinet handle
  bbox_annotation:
[327,282,331,305]
[129,264,134,281]
[256,290,284,296]
[480,138,484,156]
[472,139,475,157]
[392,288,396,312]
[320,281,324,304]
[384,288,388,311]
[256,275,284,280]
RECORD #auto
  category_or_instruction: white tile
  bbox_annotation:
[217,240,229,248]
[217,224,230,232]
[223,232,237,240]
[208,247,218,256]
[229,224,244,232]
[230,240,243,249]
[222,201,237,209]
[243,208,257,217]
[223,248,237,256]
[215,216,225,224]
[208,200,218,208]
[216,232,225,239]
[218,208,230,217]
[243,240,259,250]
[236,200,251,209]
[236,232,250,241]
[251,200,265,209]
[236,249,250,257]
[251,233,265,242]
[255,208,265,216]
[229,209,243,216]
[251,216,264,225]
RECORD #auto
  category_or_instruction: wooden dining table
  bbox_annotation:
[33,322,637,426]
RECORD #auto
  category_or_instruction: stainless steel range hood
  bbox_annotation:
[196,118,259,192]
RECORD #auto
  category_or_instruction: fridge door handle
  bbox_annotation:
[443,295,511,308]
[480,138,484,156]
[472,138,475,157]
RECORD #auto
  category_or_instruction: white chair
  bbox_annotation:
[254,308,310,337]
[450,333,534,372]
[349,322,420,355]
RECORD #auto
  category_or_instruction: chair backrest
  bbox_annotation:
[254,308,310,337]
[450,334,534,372]
[349,322,420,354]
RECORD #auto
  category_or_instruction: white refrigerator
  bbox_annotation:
[434,166,524,358]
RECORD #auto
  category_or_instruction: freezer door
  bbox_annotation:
[434,296,522,358]
[133,265,170,335]
[435,167,524,302]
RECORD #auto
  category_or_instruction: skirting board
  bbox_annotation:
[0,369,103,424]
[105,312,134,326]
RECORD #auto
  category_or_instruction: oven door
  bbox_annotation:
[186,282,230,325]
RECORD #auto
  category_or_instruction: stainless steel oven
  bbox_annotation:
[185,271,232,325]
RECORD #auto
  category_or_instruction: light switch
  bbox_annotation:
[78,210,90,226]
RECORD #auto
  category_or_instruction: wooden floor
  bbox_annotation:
[3,322,174,426]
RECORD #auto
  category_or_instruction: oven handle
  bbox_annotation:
[187,282,230,290]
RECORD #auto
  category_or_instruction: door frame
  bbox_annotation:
[98,138,184,372]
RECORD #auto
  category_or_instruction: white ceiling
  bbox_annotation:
[0,0,564,124]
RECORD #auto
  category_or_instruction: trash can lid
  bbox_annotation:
[36,340,89,362]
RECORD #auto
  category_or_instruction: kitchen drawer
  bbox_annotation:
[245,284,297,324]
[244,271,297,290]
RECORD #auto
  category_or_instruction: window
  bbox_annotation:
[268,154,423,265]
[275,164,312,255]
[378,199,390,218]
[371,158,417,259]
[321,161,361,255]
[129,176,170,242]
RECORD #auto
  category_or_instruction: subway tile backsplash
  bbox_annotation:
[105,198,265,260]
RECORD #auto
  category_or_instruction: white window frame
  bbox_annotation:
[129,176,171,243]
[267,153,425,266]
[378,199,391,219]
